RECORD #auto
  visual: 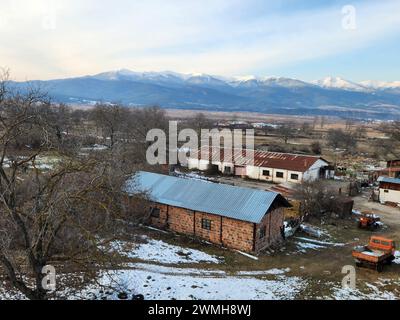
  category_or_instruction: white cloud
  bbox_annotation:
[0,0,399,80]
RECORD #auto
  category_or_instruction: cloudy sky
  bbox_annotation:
[1,0,399,81]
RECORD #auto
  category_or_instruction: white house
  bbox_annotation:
[187,147,332,184]
[377,176,400,205]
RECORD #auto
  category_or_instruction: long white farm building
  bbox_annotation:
[187,147,332,183]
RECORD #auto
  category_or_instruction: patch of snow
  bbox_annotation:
[394,251,400,264]
[295,237,344,247]
[331,282,399,300]
[173,170,214,182]
[237,268,290,276]
[111,237,223,264]
[132,263,226,276]
[295,241,325,252]
[81,144,108,151]
[299,224,329,238]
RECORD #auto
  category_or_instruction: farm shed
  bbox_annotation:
[377,176,400,206]
[125,171,291,252]
[187,147,332,184]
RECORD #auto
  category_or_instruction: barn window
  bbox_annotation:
[259,226,266,239]
[290,174,299,180]
[224,166,232,174]
[201,218,212,230]
[262,170,270,176]
[276,172,284,178]
[150,207,160,218]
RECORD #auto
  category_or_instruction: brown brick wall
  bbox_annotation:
[221,217,254,252]
[149,203,168,228]
[254,207,284,252]
[167,206,195,235]
[125,196,283,252]
[194,212,222,244]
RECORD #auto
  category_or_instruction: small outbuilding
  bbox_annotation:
[377,176,400,206]
[125,171,291,252]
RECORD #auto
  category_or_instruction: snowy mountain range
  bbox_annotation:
[92,70,400,91]
[11,70,400,120]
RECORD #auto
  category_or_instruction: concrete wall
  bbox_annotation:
[247,166,303,184]
[303,159,328,181]
[188,158,210,171]
[379,188,400,204]
[187,157,326,184]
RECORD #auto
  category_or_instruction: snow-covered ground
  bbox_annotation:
[71,263,306,300]
[110,236,224,264]
[329,281,400,300]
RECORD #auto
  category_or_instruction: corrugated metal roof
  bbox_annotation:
[125,171,288,223]
[377,176,400,185]
[191,147,328,172]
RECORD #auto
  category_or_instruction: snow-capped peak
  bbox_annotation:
[233,75,259,82]
[312,76,368,91]
[230,75,311,88]
[92,69,186,83]
[359,80,400,89]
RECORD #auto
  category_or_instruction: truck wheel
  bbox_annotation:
[355,262,362,268]
[387,255,395,264]
[377,264,383,272]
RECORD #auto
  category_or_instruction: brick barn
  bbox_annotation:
[125,171,291,253]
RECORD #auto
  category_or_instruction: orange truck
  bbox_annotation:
[352,236,396,272]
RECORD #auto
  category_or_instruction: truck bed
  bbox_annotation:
[352,246,388,263]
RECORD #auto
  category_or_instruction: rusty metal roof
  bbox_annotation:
[125,171,290,223]
[191,147,328,172]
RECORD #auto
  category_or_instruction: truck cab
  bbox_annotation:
[368,236,396,254]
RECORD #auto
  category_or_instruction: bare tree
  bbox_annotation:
[376,121,400,159]
[0,73,131,299]
[300,122,311,135]
[310,141,322,155]
[91,103,131,148]
[294,180,347,220]
[327,129,356,150]
[277,123,294,144]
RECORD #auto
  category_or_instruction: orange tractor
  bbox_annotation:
[352,236,396,272]
[358,211,381,230]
